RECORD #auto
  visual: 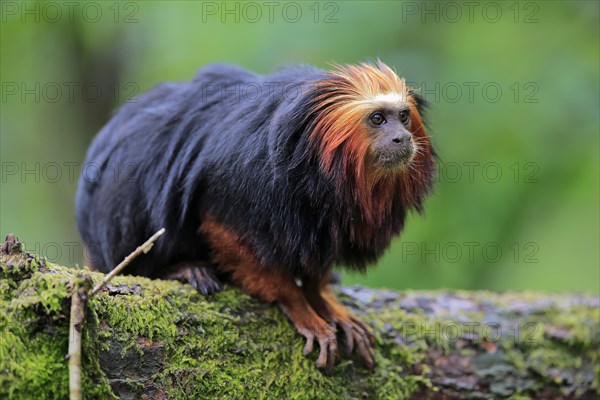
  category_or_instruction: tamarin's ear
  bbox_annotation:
[409,88,428,125]
[409,88,439,161]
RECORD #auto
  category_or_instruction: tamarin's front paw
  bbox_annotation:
[304,289,376,369]
[164,262,222,295]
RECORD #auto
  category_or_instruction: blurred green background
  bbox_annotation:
[1,1,598,293]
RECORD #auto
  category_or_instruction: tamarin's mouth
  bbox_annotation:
[374,142,415,169]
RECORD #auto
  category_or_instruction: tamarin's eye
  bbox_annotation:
[399,110,410,125]
[370,113,386,126]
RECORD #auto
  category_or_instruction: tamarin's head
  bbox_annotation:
[308,61,435,215]
[310,61,432,175]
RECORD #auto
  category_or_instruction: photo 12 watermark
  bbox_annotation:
[409,81,540,104]
[400,1,540,24]
[1,161,140,185]
[398,320,541,345]
[200,1,340,24]
[400,241,540,264]
[1,81,139,104]
[1,1,140,24]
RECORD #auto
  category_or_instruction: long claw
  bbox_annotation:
[343,324,354,354]
[302,331,315,356]
[316,338,328,368]
[354,331,376,369]
[326,339,337,373]
[351,316,375,344]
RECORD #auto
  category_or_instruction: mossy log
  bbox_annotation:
[1,237,598,400]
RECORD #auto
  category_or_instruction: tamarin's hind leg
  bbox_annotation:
[164,261,223,295]
[200,217,338,371]
[303,272,376,369]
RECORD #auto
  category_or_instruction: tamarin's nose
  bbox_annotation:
[392,135,411,145]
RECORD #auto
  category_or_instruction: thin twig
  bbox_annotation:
[90,228,165,296]
[68,277,90,400]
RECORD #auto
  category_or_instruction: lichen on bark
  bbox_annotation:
[1,236,598,399]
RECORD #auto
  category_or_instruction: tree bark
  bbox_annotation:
[1,236,598,399]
